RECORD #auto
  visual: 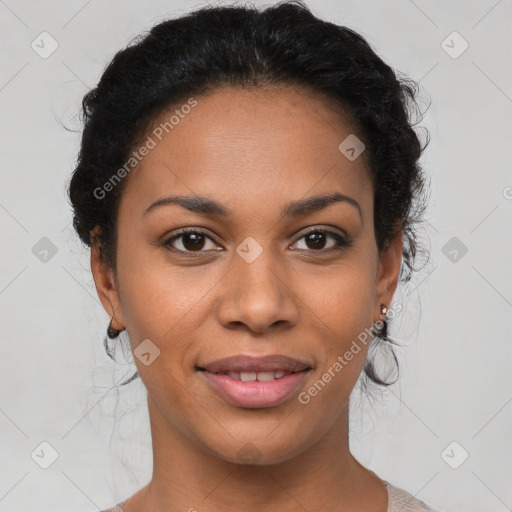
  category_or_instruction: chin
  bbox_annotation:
[204,429,311,467]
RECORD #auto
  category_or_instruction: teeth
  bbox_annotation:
[226,370,290,381]
[254,371,275,381]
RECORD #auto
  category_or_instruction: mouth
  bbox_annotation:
[195,354,312,408]
[196,369,300,382]
[196,353,312,374]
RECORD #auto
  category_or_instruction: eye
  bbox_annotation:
[291,228,351,253]
[163,227,351,257]
[163,228,221,256]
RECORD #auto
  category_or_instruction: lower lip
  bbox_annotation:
[199,370,310,408]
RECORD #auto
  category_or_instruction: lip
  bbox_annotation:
[196,354,312,409]
[197,354,311,374]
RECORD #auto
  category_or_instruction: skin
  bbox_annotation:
[91,85,402,512]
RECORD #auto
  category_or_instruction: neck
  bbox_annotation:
[128,395,387,512]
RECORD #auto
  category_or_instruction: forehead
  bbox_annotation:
[120,86,372,217]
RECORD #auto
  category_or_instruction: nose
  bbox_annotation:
[216,248,300,334]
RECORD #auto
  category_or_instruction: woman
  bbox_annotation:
[68,1,441,510]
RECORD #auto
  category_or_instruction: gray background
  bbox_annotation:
[1,1,511,511]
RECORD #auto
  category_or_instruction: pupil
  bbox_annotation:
[307,232,325,249]
[183,233,204,251]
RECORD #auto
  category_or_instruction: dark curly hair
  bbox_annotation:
[67,0,430,390]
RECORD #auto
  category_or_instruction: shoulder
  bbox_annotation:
[383,480,444,512]
[99,499,128,512]
[99,482,444,512]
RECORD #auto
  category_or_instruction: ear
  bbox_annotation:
[90,229,125,330]
[374,229,403,321]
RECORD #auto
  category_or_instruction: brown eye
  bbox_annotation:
[304,231,327,250]
[180,232,206,251]
[164,229,220,255]
[292,229,351,253]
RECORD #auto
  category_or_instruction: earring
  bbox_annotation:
[380,303,388,318]
[107,319,122,339]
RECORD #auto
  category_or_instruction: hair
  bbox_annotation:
[67,0,431,391]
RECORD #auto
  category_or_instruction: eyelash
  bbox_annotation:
[163,227,352,257]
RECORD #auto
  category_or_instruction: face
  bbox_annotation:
[92,86,402,465]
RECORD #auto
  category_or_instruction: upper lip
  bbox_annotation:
[197,354,312,374]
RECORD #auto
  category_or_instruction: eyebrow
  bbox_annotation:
[143,192,362,221]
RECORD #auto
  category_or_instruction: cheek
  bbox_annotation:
[116,241,210,338]
[114,240,227,396]
[296,256,376,385]
[114,252,202,404]
[301,256,376,335]
[295,282,375,415]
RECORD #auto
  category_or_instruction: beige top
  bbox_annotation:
[101,480,442,511]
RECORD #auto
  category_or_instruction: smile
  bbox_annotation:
[216,370,290,381]
[195,353,313,408]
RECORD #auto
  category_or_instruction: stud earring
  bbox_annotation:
[380,304,388,318]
